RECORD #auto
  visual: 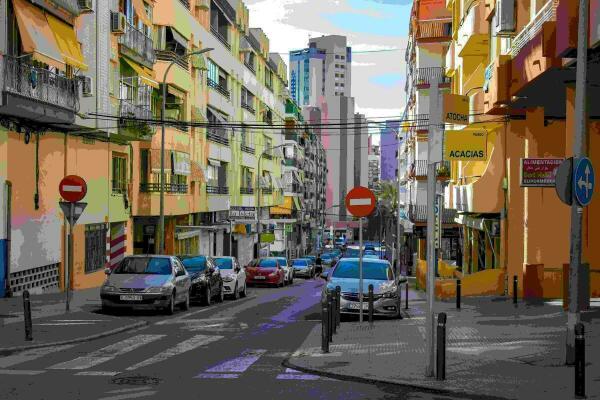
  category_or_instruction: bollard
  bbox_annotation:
[405,281,409,310]
[335,286,341,329]
[513,275,518,306]
[436,312,447,381]
[327,291,334,343]
[321,297,329,353]
[575,323,585,398]
[23,290,33,341]
[456,279,461,310]
[331,290,337,335]
[368,284,374,324]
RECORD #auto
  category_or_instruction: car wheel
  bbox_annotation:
[233,283,239,300]
[165,292,175,315]
[203,286,212,306]
[217,284,224,303]
[240,283,247,298]
[289,274,294,285]
[101,303,112,315]
[180,290,190,311]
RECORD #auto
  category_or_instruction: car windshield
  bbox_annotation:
[258,259,278,268]
[181,256,208,273]
[114,257,172,275]
[345,248,360,257]
[292,259,308,266]
[277,258,288,266]
[332,260,393,280]
[214,258,233,269]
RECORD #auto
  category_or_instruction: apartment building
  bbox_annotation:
[368,141,380,190]
[380,119,401,182]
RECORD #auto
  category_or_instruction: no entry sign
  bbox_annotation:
[345,186,376,217]
[59,175,87,203]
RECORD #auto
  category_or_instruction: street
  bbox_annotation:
[0,276,468,400]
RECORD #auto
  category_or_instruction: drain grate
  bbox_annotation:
[111,376,161,386]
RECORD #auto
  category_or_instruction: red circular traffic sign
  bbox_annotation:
[345,186,376,217]
[59,175,87,203]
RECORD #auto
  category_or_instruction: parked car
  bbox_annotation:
[100,255,191,315]
[178,255,224,306]
[245,258,285,287]
[321,253,336,265]
[214,256,247,299]
[321,258,406,319]
[274,257,294,285]
[291,258,314,278]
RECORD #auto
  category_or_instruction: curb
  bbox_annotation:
[0,320,149,356]
[282,357,511,400]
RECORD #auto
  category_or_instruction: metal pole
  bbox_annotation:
[567,0,589,365]
[456,279,461,309]
[23,290,32,341]
[436,312,447,381]
[425,80,440,377]
[256,154,262,259]
[327,291,334,342]
[66,202,74,312]
[229,219,233,257]
[368,284,374,324]
[396,129,403,276]
[321,297,329,353]
[359,217,364,323]
[335,285,341,328]
[575,322,585,398]
[513,275,518,306]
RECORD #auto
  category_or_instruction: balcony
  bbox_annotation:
[207,127,229,145]
[241,144,255,154]
[0,55,78,125]
[140,183,188,194]
[210,26,231,50]
[408,204,457,224]
[416,20,452,42]
[155,50,189,70]
[284,183,302,194]
[208,77,230,99]
[510,0,557,58]
[483,55,512,114]
[284,158,302,168]
[456,1,489,57]
[206,185,229,195]
[411,160,451,179]
[241,102,255,114]
[240,187,254,195]
[415,67,451,89]
[244,60,256,74]
[120,22,156,68]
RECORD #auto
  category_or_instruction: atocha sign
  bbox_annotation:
[443,94,469,125]
[229,207,256,219]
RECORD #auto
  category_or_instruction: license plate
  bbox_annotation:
[348,302,369,310]
[254,276,266,280]
[120,295,142,301]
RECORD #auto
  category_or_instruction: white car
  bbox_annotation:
[213,257,247,300]
[274,257,294,285]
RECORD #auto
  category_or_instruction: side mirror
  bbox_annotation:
[234,266,240,273]
[104,267,112,275]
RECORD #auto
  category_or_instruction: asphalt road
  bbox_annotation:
[0,276,467,400]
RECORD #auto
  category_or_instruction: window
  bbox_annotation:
[241,125,253,148]
[140,149,149,184]
[263,136,272,156]
[341,55,345,60]
[340,64,345,69]
[241,87,255,111]
[85,224,107,273]
[112,155,127,194]
[207,164,218,186]
[241,167,253,189]
[265,69,273,90]
[335,55,340,59]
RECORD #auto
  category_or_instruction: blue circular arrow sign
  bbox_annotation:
[573,157,595,206]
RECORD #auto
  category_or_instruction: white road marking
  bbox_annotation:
[38,322,97,326]
[0,344,77,368]
[50,320,107,322]
[49,334,164,370]
[126,334,223,371]
[349,198,372,206]
[75,371,120,376]
[97,391,157,400]
[0,369,45,375]
[106,387,153,394]
[203,349,267,374]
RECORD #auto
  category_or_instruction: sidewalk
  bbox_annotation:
[0,288,146,355]
[286,283,600,399]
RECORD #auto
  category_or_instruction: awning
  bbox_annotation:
[121,57,159,88]
[293,196,301,211]
[208,159,221,167]
[168,84,186,98]
[12,0,64,70]
[168,27,188,50]
[133,0,152,27]
[239,37,252,52]
[46,14,87,70]
[191,53,207,70]
[172,151,190,176]
[270,196,293,215]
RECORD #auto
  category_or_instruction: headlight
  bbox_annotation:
[193,275,207,284]
[382,285,398,298]
[268,272,277,277]
[146,286,169,294]
[102,285,117,293]
[223,275,235,282]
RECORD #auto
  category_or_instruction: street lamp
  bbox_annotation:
[255,143,286,258]
[158,48,213,255]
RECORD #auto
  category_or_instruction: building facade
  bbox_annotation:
[368,141,380,190]
[380,119,400,182]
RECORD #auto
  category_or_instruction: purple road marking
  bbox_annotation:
[204,349,267,373]
[195,373,240,379]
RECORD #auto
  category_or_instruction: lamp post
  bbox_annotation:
[256,143,286,258]
[158,48,212,255]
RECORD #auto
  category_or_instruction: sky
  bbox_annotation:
[244,0,412,143]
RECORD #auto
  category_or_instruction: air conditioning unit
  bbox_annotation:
[81,76,93,97]
[495,0,515,35]
[78,0,93,13]
[111,11,126,34]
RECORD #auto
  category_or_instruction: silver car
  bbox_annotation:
[214,256,248,299]
[100,255,191,315]
[321,258,406,318]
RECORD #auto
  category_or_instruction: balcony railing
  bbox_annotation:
[414,67,451,88]
[415,114,429,131]
[417,20,452,41]
[510,0,557,58]
[262,152,273,160]
[206,185,229,194]
[207,128,229,145]
[210,26,231,50]
[244,61,256,74]
[208,77,230,99]
[155,50,189,70]
[483,61,494,93]
[285,183,302,193]
[1,55,79,112]
[120,22,156,66]
[284,158,301,168]
[140,183,188,194]
[241,144,255,154]
[178,0,190,9]
[408,204,457,223]
[411,160,451,178]
[261,188,273,195]
[241,102,255,114]
[51,0,81,15]
[119,99,152,125]
[240,187,254,195]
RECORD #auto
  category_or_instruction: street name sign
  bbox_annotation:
[443,130,487,161]
[573,157,595,206]
[59,175,87,203]
[520,158,563,187]
[345,186,376,217]
[443,94,469,125]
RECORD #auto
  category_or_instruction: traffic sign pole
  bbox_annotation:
[359,217,364,323]
[66,202,73,312]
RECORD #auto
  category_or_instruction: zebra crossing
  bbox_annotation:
[0,333,332,382]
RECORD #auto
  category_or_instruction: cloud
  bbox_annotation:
[370,73,403,86]
[351,61,376,67]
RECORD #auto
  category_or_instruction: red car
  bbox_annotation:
[245,258,285,287]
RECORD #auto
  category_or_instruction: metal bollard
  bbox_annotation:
[575,323,585,398]
[513,275,518,306]
[321,297,329,353]
[327,291,334,343]
[23,290,33,341]
[436,312,447,381]
[456,279,461,310]
[335,286,341,328]
[331,290,337,335]
[368,284,374,324]
[405,281,409,310]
